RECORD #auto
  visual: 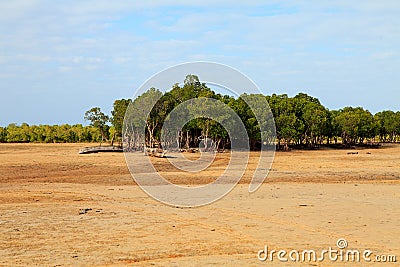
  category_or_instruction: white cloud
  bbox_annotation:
[0,0,41,21]
[57,66,73,72]
[0,1,399,125]
[113,56,134,64]
[371,52,397,60]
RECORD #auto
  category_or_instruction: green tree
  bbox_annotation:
[123,88,163,149]
[328,110,341,144]
[71,124,85,142]
[374,110,399,142]
[267,94,302,149]
[6,123,30,142]
[151,75,216,149]
[184,74,201,86]
[334,107,376,145]
[110,99,131,144]
[84,107,109,145]
[301,102,329,146]
[0,127,6,142]
[396,112,400,142]
[292,93,328,147]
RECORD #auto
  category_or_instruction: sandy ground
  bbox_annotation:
[0,143,399,266]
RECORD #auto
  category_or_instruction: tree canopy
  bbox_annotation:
[84,107,109,144]
[1,74,399,148]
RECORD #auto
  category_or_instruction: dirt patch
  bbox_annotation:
[1,143,399,185]
[0,143,399,266]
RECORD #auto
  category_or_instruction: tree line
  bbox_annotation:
[0,123,104,143]
[1,74,399,149]
[110,75,400,150]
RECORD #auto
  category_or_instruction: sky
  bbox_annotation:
[0,1,399,126]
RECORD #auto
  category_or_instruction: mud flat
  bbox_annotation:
[0,143,399,266]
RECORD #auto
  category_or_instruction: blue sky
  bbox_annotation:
[0,1,399,126]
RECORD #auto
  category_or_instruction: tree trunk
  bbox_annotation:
[216,138,221,152]
[110,132,115,146]
[185,131,190,149]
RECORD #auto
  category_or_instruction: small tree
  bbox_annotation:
[0,127,7,142]
[84,107,109,145]
[110,99,131,144]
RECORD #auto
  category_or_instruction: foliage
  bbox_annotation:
[1,74,398,148]
[110,99,131,140]
[1,123,102,143]
[84,107,110,143]
[374,110,400,142]
[333,107,376,144]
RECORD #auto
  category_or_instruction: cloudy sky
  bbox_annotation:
[1,1,399,126]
